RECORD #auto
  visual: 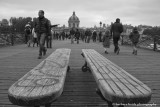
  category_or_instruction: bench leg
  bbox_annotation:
[81,53,84,57]
[96,88,114,107]
[82,61,90,72]
[107,101,113,107]
[96,88,106,101]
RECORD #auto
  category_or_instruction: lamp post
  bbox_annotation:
[99,21,102,42]
[99,21,102,29]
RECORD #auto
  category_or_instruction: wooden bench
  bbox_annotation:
[8,48,71,107]
[81,49,152,107]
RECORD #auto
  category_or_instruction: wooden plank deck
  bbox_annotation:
[0,40,159,107]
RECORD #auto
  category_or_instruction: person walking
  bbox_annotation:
[129,27,140,55]
[61,30,65,40]
[70,27,75,44]
[75,29,80,44]
[34,10,50,59]
[92,30,97,42]
[32,28,38,47]
[110,18,123,54]
[99,31,102,42]
[103,30,111,54]
[24,22,32,47]
[85,29,92,43]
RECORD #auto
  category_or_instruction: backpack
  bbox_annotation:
[25,27,31,34]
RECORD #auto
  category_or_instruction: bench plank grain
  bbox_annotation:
[82,49,152,106]
[8,48,71,107]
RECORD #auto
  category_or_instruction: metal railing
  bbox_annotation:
[121,34,160,51]
[0,32,25,46]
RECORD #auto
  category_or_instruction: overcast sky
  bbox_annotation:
[0,0,160,27]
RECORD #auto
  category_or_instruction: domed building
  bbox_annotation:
[68,11,80,28]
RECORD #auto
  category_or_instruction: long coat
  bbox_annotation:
[103,31,110,48]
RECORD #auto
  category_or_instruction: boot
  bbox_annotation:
[43,48,47,56]
[38,55,42,59]
[116,48,120,55]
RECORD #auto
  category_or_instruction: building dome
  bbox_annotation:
[68,11,80,28]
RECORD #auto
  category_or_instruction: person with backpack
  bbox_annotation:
[32,28,38,47]
[110,18,123,54]
[34,10,50,59]
[129,27,140,55]
[24,22,32,46]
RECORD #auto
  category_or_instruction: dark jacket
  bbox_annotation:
[34,17,50,34]
[92,31,97,39]
[129,31,140,43]
[110,22,123,38]
[70,29,75,35]
[75,31,80,39]
[85,30,92,37]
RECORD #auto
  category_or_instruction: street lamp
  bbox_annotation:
[99,21,102,28]
[99,21,102,42]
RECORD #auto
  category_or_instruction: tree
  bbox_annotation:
[143,27,160,37]
[9,17,32,32]
[9,17,17,26]
[1,19,9,26]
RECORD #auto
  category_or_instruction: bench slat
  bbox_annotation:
[99,80,115,97]
[85,51,134,96]
[86,51,136,96]
[90,50,151,95]
[104,65,144,96]
[8,48,71,106]
[82,49,152,104]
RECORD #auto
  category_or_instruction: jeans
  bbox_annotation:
[113,36,120,52]
[71,35,74,44]
[37,33,47,56]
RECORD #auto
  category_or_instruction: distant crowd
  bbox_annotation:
[24,10,140,59]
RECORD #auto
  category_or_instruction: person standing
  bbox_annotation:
[24,22,32,47]
[129,27,140,55]
[32,28,38,47]
[70,27,75,44]
[110,18,123,54]
[103,30,111,54]
[61,30,65,40]
[92,30,97,42]
[85,29,92,43]
[84,30,87,43]
[99,31,102,42]
[75,29,80,44]
[34,10,50,59]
